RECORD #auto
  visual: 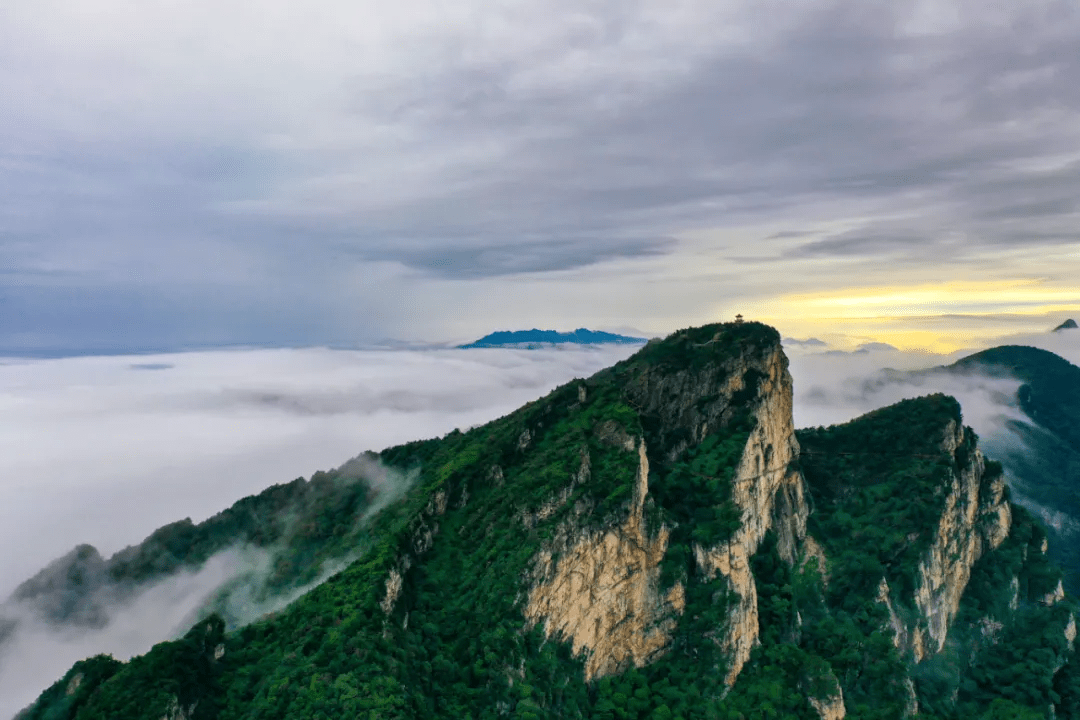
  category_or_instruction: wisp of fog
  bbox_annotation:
[788,329,1080,537]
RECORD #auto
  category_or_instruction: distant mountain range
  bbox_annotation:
[458,328,647,348]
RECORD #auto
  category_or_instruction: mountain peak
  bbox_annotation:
[1053,318,1078,332]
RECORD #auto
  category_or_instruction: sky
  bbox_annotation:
[2,0,1079,355]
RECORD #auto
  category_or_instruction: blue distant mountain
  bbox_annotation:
[459,328,647,348]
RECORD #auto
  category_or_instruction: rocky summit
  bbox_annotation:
[16,322,1080,720]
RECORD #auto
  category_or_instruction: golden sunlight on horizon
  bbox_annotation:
[747,279,1080,353]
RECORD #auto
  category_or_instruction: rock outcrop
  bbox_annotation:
[807,689,846,720]
[527,331,809,685]
[877,578,927,662]
[911,420,1011,657]
[691,342,808,683]
[525,440,684,679]
[1040,580,1066,606]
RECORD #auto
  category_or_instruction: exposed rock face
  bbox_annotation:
[807,688,846,720]
[800,536,829,587]
[527,336,808,685]
[877,577,929,664]
[380,568,404,615]
[66,672,84,696]
[525,440,684,679]
[382,484,456,618]
[911,421,1011,657]
[691,343,809,683]
[161,695,197,720]
[1041,580,1066,606]
[521,449,591,529]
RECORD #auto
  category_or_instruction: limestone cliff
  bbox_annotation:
[690,341,808,683]
[910,420,1011,658]
[525,440,685,679]
[525,329,809,685]
[21,324,1080,720]
[807,689,846,720]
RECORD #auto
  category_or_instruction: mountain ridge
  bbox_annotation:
[1053,319,1078,332]
[940,345,1080,595]
[459,328,647,348]
[14,322,1080,720]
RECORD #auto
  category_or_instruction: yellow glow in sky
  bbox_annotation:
[749,279,1080,353]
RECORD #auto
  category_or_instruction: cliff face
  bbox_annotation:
[910,420,1012,659]
[525,440,685,679]
[525,330,809,686]
[690,342,807,683]
[799,396,1018,669]
[868,420,1013,665]
[22,323,1080,720]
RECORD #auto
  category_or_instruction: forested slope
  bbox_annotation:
[2,455,396,649]
[947,345,1080,592]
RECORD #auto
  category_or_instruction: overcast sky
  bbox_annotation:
[2,0,1079,354]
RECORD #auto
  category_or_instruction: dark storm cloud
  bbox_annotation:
[2,1,1080,349]
[327,2,1080,264]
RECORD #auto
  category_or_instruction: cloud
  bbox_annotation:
[360,236,676,279]
[0,345,638,598]
[788,326,1080,431]
[0,344,639,715]
[0,328,1076,713]
[2,1,1080,350]
[788,330,1080,565]
[0,548,277,719]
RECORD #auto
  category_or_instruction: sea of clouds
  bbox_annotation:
[787,330,1079,432]
[1,329,1078,716]
[0,343,639,716]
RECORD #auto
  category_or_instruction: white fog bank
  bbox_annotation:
[0,345,638,600]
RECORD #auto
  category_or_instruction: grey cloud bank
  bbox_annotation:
[2,1,1080,350]
[0,345,638,600]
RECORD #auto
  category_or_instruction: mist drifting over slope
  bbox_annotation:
[788,329,1079,428]
[0,345,639,597]
[0,344,641,717]
[788,329,1080,534]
